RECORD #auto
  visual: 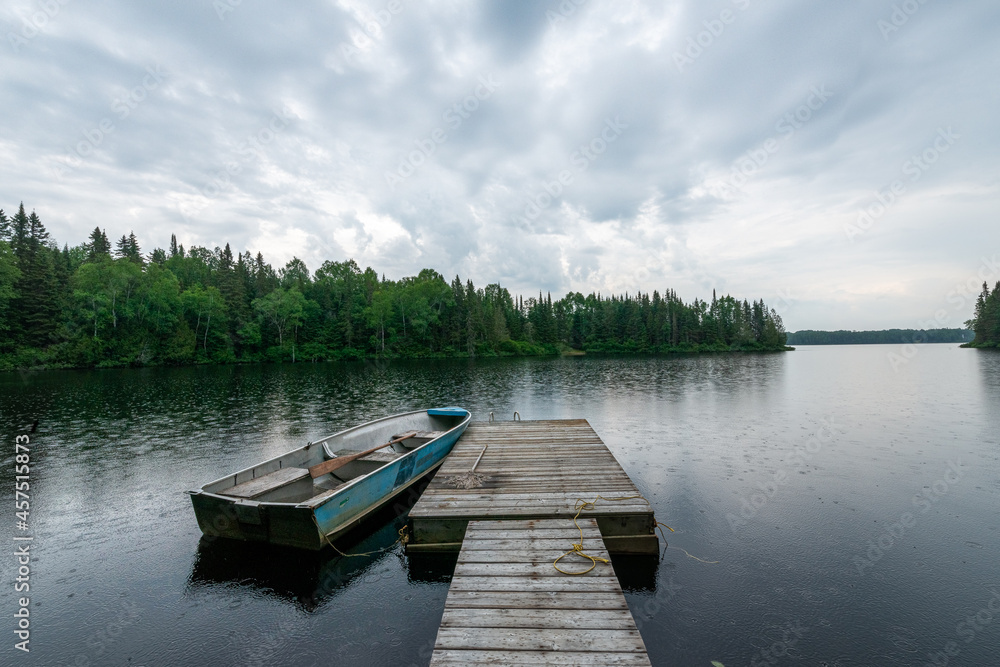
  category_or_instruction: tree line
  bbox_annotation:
[965,282,1000,348]
[0,203,789,370]
[786,329,974,345]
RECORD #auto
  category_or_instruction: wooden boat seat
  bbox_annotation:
[392,430,444,448]
[396,430,444,440]
[333,448,402,463]
[221,466,310,499]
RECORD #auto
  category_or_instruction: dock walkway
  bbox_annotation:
[408,419,657,554]
[412,420,657,665]
[429,518,652,666]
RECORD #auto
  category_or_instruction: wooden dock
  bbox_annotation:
[429,518,652,666]
[408,419,657,554]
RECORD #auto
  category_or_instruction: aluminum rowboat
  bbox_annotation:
[188,407,470,550]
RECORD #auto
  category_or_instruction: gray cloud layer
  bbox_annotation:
[2,0,998,329]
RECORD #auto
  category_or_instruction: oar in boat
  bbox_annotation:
[308,431,418,478]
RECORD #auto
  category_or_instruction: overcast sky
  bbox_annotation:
[2,0,998,330]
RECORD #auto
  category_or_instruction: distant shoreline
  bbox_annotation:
[786,328,972,346]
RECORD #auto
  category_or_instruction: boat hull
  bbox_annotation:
[189,408,470,550]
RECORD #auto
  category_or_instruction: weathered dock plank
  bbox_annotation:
[439,608,639,630]
[441,590,630,610]
[408,420,657,553]
[428,518,652,666]
[430,650,653,666]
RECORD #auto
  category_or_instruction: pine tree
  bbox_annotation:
[10,203,30,257]
[253,251,276,296]
[9,207,59,346]
[0,208,9,242]
[240,251,256,299]
[217,243,249,344]
[169,234,179,258]
[220,243,234,271]
[113,231,142,264]
[127,231,142,264]
[972,281,1000,346]
[28,211,49,248]
[51,242,72,321]
[87,227,111,260]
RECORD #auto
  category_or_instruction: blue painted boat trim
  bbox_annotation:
[427,407,467,417]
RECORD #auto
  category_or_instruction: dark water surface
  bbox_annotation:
[2,345,998,666]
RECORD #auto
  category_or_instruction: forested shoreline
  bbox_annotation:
[787,329,974,345]
[0,203,791,371]
[964,281,1000,348]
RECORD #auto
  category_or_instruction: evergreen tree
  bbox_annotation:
[87,227,111,260]
[115,231,142,264]
[220,242,234,271]
[9,206,59,346]
[115,234,129,258]
[971,281,1000,347]
[128,231,142,264]
[217,243,249,347]
[9,203,30,256]
[253,252,277,296]
[27,211,49,248]
[0,240,20,338]
[169,234,179,258]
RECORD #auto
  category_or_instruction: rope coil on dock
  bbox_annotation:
[552,495,717,573]
[553,495,646,575]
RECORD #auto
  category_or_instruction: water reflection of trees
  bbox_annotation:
[975,349,1000,435]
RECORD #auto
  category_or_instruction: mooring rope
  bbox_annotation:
[312,514,409,558]
[553,495,717,574]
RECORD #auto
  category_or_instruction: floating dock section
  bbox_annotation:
[429,518,652,665]
[410,419,657,665]
[408,419,657,554]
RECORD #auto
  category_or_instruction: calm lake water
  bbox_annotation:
[1,345,998,666]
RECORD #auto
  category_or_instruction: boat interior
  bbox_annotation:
[202,411,464,506]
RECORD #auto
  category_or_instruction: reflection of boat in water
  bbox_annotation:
[188,477,435,610]
[188,408,470,550]
[187,521,402,611]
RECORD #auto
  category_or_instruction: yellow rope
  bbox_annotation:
[552,495,717,573]
[312,514,409,558]
[654,519,675,539]
[553,495,642,575]
[668,545,719,564]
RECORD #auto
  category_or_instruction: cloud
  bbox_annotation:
[1,0,999,330]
